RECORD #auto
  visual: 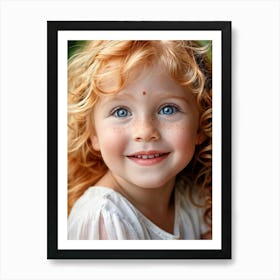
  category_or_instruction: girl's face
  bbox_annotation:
[91,63,202,190]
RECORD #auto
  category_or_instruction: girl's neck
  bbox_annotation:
[96,171,176,234]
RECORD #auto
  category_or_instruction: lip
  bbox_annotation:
[126,151,170,166]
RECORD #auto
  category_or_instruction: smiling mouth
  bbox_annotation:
[126,151,170,165]
[129,153,165,159]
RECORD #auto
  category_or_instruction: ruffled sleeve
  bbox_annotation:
[68,187,146,240]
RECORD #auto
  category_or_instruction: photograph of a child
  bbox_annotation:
[67,40,212,240]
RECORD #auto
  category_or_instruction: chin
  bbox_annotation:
[130,176,175,190]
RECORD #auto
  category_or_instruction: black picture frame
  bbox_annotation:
[47,21,231,259]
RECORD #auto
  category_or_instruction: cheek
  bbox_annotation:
[163,122,198,152]
[96,125,128,157]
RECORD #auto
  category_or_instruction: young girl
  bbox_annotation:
[67,40,212,240]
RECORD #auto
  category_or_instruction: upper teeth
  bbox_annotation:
[135,154,161,159]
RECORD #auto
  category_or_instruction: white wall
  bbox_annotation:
[0,0,279,279]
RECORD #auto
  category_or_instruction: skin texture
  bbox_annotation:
[91,63,202,233]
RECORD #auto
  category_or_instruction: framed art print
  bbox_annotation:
[47,21,231,259]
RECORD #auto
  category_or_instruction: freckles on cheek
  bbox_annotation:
[162,122,192,133]
[112,126,126,134]
[163,122,197,146]
[97,125,128,156]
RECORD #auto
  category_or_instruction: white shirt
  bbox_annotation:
[68,182,208,240]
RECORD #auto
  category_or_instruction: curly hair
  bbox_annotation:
[68,40,212,234]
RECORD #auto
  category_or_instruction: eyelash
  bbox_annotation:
[110,107,131,118]
[110,103,182,118]
[158,104,181,115]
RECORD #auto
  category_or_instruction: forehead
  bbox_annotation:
[94,63,197,110]
[119,63,186,95]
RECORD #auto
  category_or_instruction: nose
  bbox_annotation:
[133,117,160,142]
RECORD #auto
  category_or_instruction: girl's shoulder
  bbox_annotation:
[68,186,145,239]
[69,186,122,215]
[175,178,201,205]
[175,179,209,236]
[69,186,138,221]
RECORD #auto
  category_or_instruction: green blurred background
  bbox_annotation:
[68,40,212,61]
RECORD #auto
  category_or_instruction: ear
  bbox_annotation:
[195,131,207,145]
[90,134,100,151]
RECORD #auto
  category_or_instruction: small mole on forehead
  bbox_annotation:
[142,91,147,95]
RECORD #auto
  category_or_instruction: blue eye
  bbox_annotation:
[159,105,178,115]
[113,108,131,118]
